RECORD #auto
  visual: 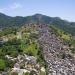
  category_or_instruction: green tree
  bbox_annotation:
[0,59,6,71]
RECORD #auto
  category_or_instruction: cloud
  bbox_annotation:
[0,2,23,12]
[0,8,6,12]
[10,3,22,9]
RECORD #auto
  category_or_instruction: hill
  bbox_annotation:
[0,13,75,35]
[0,21,75,75]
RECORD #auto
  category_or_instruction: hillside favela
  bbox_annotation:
[0,0,75,75]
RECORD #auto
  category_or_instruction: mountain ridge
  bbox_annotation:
[0,13,75,35]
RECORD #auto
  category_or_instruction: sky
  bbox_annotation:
[0,0,75,22]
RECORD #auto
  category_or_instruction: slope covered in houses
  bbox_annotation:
[38,24,75,75]
[0,24,75,75]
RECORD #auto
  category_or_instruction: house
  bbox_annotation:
[17,32,22,39]
[0,38,4,44]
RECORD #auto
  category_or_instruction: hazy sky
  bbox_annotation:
[0,0,75,22]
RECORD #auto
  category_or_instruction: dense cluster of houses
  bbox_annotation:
[0,24,75,75]
[5,54,46,75]
[38,24,75,75]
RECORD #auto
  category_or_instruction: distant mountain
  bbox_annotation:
[0,13,75,35]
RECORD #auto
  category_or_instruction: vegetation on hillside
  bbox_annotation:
[0,13,75,35]
[0,26,46,73]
